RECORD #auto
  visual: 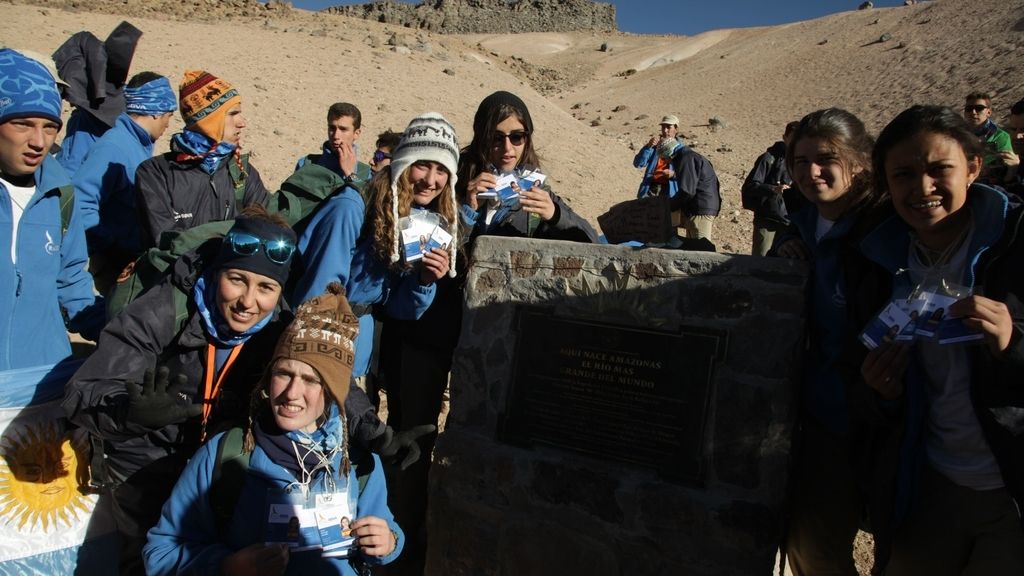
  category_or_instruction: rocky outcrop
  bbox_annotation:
[324,0,617,34]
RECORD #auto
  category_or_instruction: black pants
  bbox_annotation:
[108,455,187,576]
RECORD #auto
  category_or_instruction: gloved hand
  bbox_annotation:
[371,424,437,470]
[125,367,202,429]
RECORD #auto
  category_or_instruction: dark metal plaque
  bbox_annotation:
[499,308,726,484]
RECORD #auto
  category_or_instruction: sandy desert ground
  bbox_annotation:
[2,1,1021,573]
[4,0,1022,254]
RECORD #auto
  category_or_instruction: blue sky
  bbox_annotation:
[290,1,905,36]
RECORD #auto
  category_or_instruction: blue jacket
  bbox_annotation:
[857,184,1024,534]
[72,112,153,256]
[290,188,435,378]
[790,204,862,435]
[0,155,103,370]
[633,139,683,199]
[56,108,111,179]
[144,428,403,575]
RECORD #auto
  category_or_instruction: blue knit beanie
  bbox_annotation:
[0,49,63,128]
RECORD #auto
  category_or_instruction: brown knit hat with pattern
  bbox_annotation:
[271,283,359,405]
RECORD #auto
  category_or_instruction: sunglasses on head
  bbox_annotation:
[964,104,989,113]
[225,232,295,264]
[491,131,528,147]
[372,150,391,163]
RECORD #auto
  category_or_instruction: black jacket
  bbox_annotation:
[741,141,804,225]
[673,147,722,217]
[135,152,269,250]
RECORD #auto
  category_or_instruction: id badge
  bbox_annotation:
[860,301,914,349]
[315,492,356,555]
[265,491,320,551]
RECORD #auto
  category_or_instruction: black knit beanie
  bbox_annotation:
[214,217,297,286]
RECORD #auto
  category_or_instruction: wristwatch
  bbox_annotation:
[343,173,357,185]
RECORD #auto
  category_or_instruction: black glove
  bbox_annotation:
[125,367,202,429]
[371,424,437,470]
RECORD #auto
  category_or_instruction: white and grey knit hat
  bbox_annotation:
[389,112,460,277]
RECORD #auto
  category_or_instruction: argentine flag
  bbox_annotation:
[0,361,117,575]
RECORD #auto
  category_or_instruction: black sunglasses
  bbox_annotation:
[964,104,989,113]
[372,150,391,163]
[225,232,296,265]
[491,131,528,147]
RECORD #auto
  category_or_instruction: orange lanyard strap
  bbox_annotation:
[202,343,243,426]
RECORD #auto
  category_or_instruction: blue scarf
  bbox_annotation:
[171,129,238,175]
[192,272,273,347]
[255,404,345,477]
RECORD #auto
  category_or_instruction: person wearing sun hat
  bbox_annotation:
[0,48,105,370]
[72,71,178,293]
[63,206,297,575]
[144,283,405,576]
[134,69,269,250]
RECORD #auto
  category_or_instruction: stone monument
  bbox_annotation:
[426,236,809,575]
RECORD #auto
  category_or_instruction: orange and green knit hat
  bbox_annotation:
[178,69,241,142]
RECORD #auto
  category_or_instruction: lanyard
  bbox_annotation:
[202,342,243,431]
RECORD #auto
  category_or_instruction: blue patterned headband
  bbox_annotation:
[125,76,176,116]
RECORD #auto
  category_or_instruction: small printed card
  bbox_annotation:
[265,500,321,551]
[860,302,914,349]
[400,211,448,263]
[315,492,356,555]
[863,290,985,347]
[477,168,547,202]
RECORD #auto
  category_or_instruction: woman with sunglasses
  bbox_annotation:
[458,90,598,242]
[63,206,299,575]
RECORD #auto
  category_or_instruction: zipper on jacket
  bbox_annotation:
[15,270,22,296]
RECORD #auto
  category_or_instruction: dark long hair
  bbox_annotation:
[872,105,984,195]
[456,91,541,201]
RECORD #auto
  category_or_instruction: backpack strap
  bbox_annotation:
[211,427,251,534]
[59,184,75,237]
[228,153,252,207]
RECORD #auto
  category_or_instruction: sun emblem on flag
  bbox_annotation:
[0,422,92,532]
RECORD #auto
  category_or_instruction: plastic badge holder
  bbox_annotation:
[265,498,322,551]
[400,211,441,263]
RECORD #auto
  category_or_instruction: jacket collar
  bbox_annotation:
[859,183,1009,282]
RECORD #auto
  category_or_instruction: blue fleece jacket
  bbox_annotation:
[633,139,684,199]
[290,188,435,377]
[72,112,153,256]
[144,430,403,576]
[56,108,111,178]
[790,204,860,435]
[0,155,104,369]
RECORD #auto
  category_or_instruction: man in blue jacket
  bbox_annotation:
[73,71,176,293]
[0,49,103,370]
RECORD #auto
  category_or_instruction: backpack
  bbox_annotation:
[104,154,255,323]
[105,220,233,323]
[210,427,374,570]
[272,162,365,234]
